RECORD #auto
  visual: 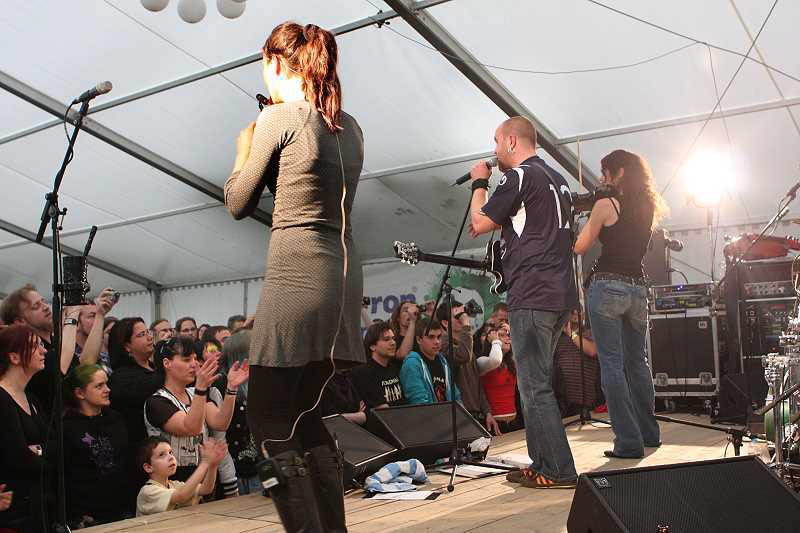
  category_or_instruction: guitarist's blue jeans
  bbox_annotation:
[509,308,577,482]
[587,279,660,457]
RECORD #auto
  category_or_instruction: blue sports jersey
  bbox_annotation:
[480,155,578,312]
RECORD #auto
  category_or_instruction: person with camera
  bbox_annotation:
[574,149,667,459]
[436,301,500,435]
[389,301,419,359]
[468,116,578,489]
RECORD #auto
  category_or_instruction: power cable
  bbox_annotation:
[103,0,255,102]
[586,0,798,84]
[658,0,779,196]
[362,0,702,76]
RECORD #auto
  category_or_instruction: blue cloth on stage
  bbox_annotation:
[364,459,428,493]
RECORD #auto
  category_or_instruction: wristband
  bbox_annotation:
[64,318,78,326]
[194,388,208,397]
[471,178,490,192]
[225,388,237,396]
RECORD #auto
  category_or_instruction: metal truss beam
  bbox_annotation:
[0,218,158,289]
[383,0,600,189]
[0,70,273,227]
[559,96,800,145]
[0,201,220,252]
[0,0,453,148]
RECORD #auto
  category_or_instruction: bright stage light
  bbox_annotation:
[684,150,735,208]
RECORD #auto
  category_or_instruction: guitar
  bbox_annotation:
[723,233,800,260]
[393,240,507,295]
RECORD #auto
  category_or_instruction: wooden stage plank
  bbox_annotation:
[84,415,735,532]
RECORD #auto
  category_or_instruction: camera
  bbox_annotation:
[463,298,483,317]
[570,185,617,213]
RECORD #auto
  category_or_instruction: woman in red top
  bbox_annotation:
[478,324,523,433]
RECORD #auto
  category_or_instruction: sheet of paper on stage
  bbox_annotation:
[485,452,532,469]
[371,491,439,500]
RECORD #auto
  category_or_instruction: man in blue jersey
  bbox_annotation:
[468,116,578,488]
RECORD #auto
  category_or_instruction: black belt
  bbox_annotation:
[590,271,647,287]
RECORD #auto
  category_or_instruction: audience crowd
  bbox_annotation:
[0,283,601,531]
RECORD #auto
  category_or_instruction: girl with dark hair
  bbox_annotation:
[478,324,521,434]
[388,301,418,359]
[108,318,159,444]
[144,338,248,483]
[62,364,129,528]
[0,324,47,532]
[224,21,364,532]
[574,150,668,459]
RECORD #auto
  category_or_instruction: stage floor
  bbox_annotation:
[85,414,735,533]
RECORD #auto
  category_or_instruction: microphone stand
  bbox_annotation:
[426,185,514,494]
[37,99,90,533]
[563,249,611,429]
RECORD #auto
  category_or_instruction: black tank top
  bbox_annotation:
[594,198,654,278]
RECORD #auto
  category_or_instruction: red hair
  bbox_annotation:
[264,22,343,133]
[0,324,38,377]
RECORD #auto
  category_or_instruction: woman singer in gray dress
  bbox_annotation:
[224,21,364,533]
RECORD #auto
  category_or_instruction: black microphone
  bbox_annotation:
[665,237,684,252]
[786,181,800,200]
[71,81,113,105]
[452,157,498,186]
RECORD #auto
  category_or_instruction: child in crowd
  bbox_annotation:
[136,436,226,517]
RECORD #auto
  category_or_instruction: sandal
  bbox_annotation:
[519,472,577,489]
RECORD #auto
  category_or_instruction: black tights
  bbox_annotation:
[247,360,335,457]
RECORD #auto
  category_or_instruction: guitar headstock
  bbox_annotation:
[393,241,420,265]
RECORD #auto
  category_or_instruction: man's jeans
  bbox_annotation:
[587,279,660,456]
[510,309,577,481]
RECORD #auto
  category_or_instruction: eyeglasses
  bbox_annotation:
[134,329,153,338]
[256,93,272,111]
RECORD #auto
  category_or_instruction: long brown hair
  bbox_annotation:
[264,22,342,133]
[600,150,668,229]
[0,324,38,378]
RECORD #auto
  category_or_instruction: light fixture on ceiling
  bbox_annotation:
[140,0,246,23]
[684,150,735,209]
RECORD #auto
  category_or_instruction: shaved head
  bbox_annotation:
[498,116,537,146]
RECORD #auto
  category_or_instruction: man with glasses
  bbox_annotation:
[150,319,174,343]
[175,317,198,341]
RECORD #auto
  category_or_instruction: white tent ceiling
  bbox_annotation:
[1,0,799,298]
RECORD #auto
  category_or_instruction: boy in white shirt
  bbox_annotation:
[136,436,226,516]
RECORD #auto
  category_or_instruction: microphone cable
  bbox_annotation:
[261,130,351,448]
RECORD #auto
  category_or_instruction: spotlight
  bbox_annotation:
[684,150,735,208]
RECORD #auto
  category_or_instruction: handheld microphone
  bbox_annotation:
[71,81,113,105]
[665,237,684,252]
[452,157,498,186]
[785,181,800,201]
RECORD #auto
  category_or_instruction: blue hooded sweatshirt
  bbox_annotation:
[399,351,461,405]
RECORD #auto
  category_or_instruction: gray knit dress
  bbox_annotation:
[224,101,365,368]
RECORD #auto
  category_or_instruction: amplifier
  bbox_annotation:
[649,283,713,312]
[743,280,795,298]
[648,308,720,397]
[741,298,797,355]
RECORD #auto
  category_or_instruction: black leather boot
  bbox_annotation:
[268,450,325,533]
[307,445,347,533]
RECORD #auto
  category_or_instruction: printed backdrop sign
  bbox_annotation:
[363,251,505,325]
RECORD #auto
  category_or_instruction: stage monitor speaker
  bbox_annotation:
[567,455,800,533]
[322,415,396,485]
[370,403,491,464]
[712,372,751,425]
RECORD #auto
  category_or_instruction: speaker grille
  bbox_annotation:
[592,459,800,532]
